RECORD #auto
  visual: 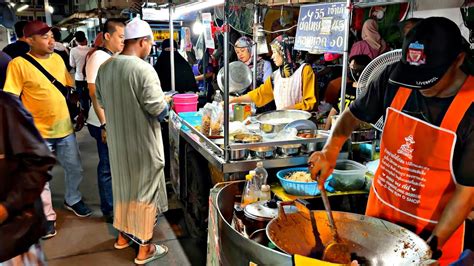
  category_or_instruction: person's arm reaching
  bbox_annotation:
[231,76,274,106]
[308,108,361,189]
[140,66,168,118]
[428,184,474,254]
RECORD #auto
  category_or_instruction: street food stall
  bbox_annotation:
[168,0,382,238]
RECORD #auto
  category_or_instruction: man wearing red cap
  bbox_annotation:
[309,17,474,264]
[4,20,92,239]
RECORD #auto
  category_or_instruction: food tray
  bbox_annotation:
[276,167,334,196]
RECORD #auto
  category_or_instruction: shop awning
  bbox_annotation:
[57,8,124,27]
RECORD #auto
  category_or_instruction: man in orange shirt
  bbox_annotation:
[4,21,91,239]
[309,17,474,264]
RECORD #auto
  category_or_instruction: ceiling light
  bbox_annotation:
[174,0,225,18]
[47,5,54,14]
[192,21,203,35]
[17,4,29,12]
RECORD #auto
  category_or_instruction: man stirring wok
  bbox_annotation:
[308,17,474,264]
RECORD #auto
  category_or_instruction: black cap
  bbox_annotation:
[389,17,467,89]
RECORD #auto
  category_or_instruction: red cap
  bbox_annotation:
[23,20,52,37]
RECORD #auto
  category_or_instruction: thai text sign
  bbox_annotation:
[294,2,347,53]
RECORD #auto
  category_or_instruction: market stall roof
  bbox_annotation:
[255,0,409,7]
[57,8,125,27]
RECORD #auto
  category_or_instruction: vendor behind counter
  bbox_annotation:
[324,55,372,130]
[230,35,317,111]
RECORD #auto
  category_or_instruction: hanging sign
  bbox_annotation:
[202,13,215,49]
[294,2,347,53]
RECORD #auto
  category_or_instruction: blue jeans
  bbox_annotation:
[45,133,83,206]
[87,124,113,215]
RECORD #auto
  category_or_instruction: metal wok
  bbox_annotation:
[256,110,312,134]
[217,61,253,95]
[266,202,432,265]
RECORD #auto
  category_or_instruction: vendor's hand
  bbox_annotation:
[0,204,8,224]
[101,128,107,144]
[307,149,338,190]
[426,235,443,260]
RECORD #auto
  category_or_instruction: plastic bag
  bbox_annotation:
[201,102,224,136]
[211,103,223,136]
[201,106,212,136]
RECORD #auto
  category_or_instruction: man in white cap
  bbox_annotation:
[95,17,169,264]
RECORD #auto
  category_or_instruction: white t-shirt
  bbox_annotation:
[85,50,111,127]
[69,45,90,81]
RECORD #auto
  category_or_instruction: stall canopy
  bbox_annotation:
[57,8,124,27]
[255,0,411,7]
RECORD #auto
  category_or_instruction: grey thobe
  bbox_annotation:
[96,55,168,243]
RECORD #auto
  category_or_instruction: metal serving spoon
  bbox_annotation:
[319,181,351,264]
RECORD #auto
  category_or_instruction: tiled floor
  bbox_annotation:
[44,130,206,266]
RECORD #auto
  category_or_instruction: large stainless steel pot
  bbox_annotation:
[211,181,292,265]
[256,110,312,134]
[266,201,432,265]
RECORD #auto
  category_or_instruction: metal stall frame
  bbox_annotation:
[173,0,411,177]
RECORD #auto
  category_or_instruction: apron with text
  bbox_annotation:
[366,76,474,264]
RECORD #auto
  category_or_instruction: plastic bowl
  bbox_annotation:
[276,167,334,196]
[173,93,199,104]
[174,102,198,113]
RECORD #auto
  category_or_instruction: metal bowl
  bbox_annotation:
[229,148,249,161]
[266,202,432,265]
[212,138,249,160]
[277,144,301,157]
[256,110,312,134]
[217,61,253,94]
[233,133,263,143]
[296,129,329,154]
[250,146,276,159]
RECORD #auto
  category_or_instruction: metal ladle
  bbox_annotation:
[319,181,351,264]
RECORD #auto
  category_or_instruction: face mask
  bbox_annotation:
[349,67,364,82]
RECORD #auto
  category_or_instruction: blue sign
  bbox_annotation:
[294,2,347,53]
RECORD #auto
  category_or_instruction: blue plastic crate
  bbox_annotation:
[179,111,202,132]
[276,167,334,196]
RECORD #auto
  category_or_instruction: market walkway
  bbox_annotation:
[42,130,206,266]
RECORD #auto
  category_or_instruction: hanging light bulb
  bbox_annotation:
[192,20,204,35]
[254,24,268,55]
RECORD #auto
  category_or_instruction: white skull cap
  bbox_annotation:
[125,17,154,41]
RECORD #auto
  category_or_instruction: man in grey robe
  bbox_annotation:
[95,17,169,265]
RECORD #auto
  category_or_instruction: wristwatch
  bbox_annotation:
[100,123,106,130]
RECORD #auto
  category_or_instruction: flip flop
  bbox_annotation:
[134,244,169,265]
[114,240,133,250]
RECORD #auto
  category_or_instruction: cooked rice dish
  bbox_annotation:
[285,171,314,182]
